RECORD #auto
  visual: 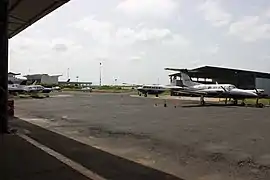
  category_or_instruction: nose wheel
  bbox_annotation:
[233,99,238,105]
[200,95,205,105]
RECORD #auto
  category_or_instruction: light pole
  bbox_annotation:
[99,62,102,86]
[67,68,70,79]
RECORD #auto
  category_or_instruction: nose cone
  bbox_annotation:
[240,90,258,98]
[230,89,258,98]
[245,91,258,98]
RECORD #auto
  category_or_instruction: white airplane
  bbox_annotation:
[8,81,52,94]
[52,86,61,91]
[178,71,265,105]
[137,84,183,97]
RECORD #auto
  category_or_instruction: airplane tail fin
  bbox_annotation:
[180,71,198,87]
[20,80,27,85]
[32,80,37,85]
[67,79,70,83]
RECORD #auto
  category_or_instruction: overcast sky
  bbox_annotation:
[9,0,270,85]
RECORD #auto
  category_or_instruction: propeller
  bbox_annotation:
[219,86,229,100]
[220,86,227,92]
[254,88,263,97]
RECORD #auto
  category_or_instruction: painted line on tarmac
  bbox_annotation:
[50,94,74,98]
[18,133,107,180]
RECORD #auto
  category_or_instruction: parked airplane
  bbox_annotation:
[137,84,183,97]
[8,81,52,94]
[178,71,265,105]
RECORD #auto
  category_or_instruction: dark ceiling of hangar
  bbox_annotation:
[166,66,270,79]
[8,0,69,38]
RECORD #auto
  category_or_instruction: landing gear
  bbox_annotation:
[225,98,228,105]
[144,93,148,97]
[156,94,159,97]
[255,98,264,108]
[200,95,205,105]
[257,103,264,108]
[233,99,238,105]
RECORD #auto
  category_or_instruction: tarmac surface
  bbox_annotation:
[14,92,270,180]
[1,133,91,180]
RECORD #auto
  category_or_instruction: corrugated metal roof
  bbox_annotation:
[8,0,70,38]
[8,72,20,75]
[166,66,270,78]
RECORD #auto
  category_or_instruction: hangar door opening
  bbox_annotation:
[256,78,270,96]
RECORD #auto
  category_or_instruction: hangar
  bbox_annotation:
[166,66,270,96]
[25,74,61,85]
[0,0,70,133]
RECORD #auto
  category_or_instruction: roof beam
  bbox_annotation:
[9,14,27,23]
[8,21,24,25]
[8,0,23,12]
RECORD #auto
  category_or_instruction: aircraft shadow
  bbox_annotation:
[181,103,245,108]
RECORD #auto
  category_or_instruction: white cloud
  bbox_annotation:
[10,35,84,76]
[130,56,142,61]
[116,0,179,19]
[264,7,270,18]
[51,38,82,52]
[72,17,115,44]
[198,0,232,27]
[115,27,190,47]
[11,36,49,51]
[163,34,190,46]
[116,27,172,42]
[204,44,219,55]
[72,17,189,46]
[229,16,270,42]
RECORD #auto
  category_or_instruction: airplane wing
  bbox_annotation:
[176,88,225,97]
[122,83,144,87]
[176,89,208,96]
[163,85,184,90]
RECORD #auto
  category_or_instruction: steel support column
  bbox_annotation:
[0,0,9,134]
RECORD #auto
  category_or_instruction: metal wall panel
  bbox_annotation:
[41,75,59,85]
[256,78,270,95]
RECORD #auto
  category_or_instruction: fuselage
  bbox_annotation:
[187,84,258,98]
[137,85,167,95]
[8,84,51,94]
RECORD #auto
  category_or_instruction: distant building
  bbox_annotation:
[8,72,24,84]
[59,81,92,87]
[25,74,61,85]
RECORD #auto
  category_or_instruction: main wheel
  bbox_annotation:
[200,100,205,105]
[200,96,205,105]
